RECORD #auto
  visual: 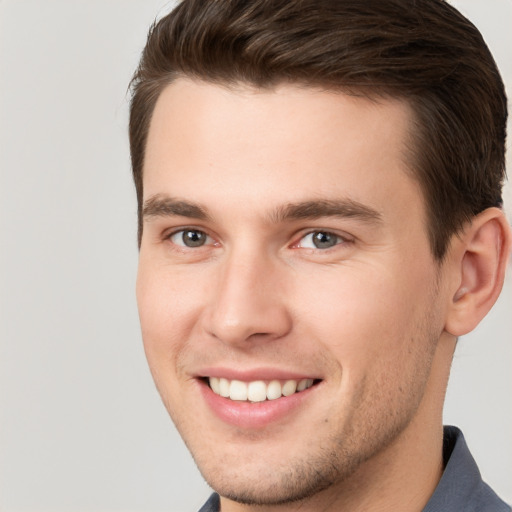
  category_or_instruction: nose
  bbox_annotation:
[202,251,292,347]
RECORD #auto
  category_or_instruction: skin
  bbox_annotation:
[136,78,510,511]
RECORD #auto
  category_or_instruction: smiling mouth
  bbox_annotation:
[206,377,319,402]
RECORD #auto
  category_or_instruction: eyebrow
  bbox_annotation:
[142,195,382,225]
[269,199,382,225]
[143,195,211,221]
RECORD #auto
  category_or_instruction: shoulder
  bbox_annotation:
[197,493,220,512]
[423,426,510,512]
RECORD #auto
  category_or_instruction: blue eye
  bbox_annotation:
[299,231,341,249]
[170,229,210,248]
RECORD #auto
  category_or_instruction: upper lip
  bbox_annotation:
[196,367,321,382]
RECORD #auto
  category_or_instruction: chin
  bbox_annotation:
[188,435,373,507]
[199,457,340,506]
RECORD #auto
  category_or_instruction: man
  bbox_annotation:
[129,0,511,510]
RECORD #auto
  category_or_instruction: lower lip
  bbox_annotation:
[198,380,318,429]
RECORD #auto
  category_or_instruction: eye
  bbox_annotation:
[169,229,211,248]
[297,231,343,249]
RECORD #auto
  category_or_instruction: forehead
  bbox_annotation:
[143,78,420,222]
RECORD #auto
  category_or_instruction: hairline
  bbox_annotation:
[137,73,438,254]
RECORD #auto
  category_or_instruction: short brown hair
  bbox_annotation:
[129,0,507,259]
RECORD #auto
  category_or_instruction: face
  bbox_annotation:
[137,79,450,506]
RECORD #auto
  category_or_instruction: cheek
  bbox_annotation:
[295,266,440,437]
[136,263,203,371]
[292,262,436,371]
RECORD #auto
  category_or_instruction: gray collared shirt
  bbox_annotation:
[423,426,510,511]
[198,426,510,511]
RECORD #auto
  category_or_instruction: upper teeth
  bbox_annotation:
[208,377,314,402]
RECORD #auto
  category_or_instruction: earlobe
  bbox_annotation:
[445,207,511,337]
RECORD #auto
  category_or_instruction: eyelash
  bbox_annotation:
[167,228,215,248]
[165,228,352,252]
[293,230,350,250]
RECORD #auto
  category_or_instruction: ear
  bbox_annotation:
[444,207,511,336]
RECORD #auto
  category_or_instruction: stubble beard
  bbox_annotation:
[188,353,437,508]
[208,437,374,507]
[167,287,442,507]
[199,406,422,507]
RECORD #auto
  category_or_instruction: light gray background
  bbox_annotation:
[0,1,510,511]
